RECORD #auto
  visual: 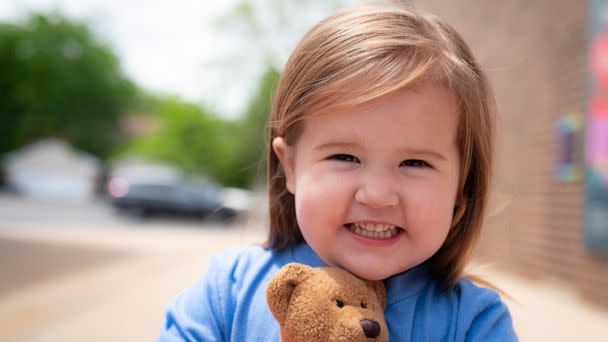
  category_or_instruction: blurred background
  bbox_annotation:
[0,0,607,341]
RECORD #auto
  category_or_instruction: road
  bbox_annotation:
[0,192,124,227]
[0,193,607,341]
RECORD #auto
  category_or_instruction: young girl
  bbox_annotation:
[157,3,517,341]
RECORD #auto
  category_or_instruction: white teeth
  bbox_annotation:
[354,223,395,232]
[349,223,399,239]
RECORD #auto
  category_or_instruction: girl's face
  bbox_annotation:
[273,82,461,280]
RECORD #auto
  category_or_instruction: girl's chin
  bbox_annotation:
[352,271,389,281]
[346,266,400,281]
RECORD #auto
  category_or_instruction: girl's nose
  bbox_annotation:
[354,173,399,208]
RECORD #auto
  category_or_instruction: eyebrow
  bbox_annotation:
[313,142,447,161]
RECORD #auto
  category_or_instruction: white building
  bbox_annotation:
[3,139,101,202]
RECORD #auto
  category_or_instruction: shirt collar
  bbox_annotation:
[384,262,431,305]
[290,242,327,267]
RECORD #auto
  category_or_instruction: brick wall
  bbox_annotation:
[413,0,608,306]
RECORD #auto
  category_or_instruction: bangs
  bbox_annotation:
[290,33,472,123]
[303,51,441,117]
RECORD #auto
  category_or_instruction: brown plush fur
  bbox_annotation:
[267,263,388,342]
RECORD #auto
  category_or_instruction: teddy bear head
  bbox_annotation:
[266,263,388,342]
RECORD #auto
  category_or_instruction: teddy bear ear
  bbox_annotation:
[366,280,387,309]
[266,263,313,325]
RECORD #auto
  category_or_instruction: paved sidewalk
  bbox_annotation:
[472,264,608,341]
[0,224,607,341]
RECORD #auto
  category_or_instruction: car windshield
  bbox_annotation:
[129,184,172,196]
[175,180,220,201]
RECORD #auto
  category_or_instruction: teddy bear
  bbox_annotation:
[266,262,388,342]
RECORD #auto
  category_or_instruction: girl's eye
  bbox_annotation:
[400,159,431,168]
[329,154,360,163]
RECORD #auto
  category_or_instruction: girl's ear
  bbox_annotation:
[272,136,296,194]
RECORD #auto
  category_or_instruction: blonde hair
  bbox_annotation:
[266,2,495,290]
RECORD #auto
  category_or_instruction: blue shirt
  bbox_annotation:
[156,243,517,341]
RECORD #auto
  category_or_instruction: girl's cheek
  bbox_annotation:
[300,172,351,194]
[301,164,353,184]
[409,186,457,226]
[400,182,456,217]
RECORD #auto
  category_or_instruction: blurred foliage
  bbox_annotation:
[0,12,135,158]
[122,97,239,187]
[233,66,280,187]
[123,66,280,189]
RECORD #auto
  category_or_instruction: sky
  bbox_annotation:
[0,0,357,119]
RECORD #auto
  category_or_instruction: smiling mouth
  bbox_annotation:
[345,223,401,239]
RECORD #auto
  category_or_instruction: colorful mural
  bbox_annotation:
[585,0,608,255]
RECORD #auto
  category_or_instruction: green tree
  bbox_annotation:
[0,12,135,158]
[233,66,280,187]
[123,97,245,187]
[121,68,281,189]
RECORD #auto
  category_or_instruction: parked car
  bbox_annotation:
[106,177,239,222]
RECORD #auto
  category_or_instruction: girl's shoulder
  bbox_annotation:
[457,277,506,308]
[385,265,517,341]
[453,278,517,341]
[157,244,292,341]
[206,242,325,285]
[385,263,509,310]
[209,244,272,269]
[454,277,510,319]
[205,244,276,282]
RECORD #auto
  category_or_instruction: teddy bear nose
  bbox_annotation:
[360,319,381,338]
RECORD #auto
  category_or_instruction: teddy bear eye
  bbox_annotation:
[335,299,344,308]
[361,302,367,309]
